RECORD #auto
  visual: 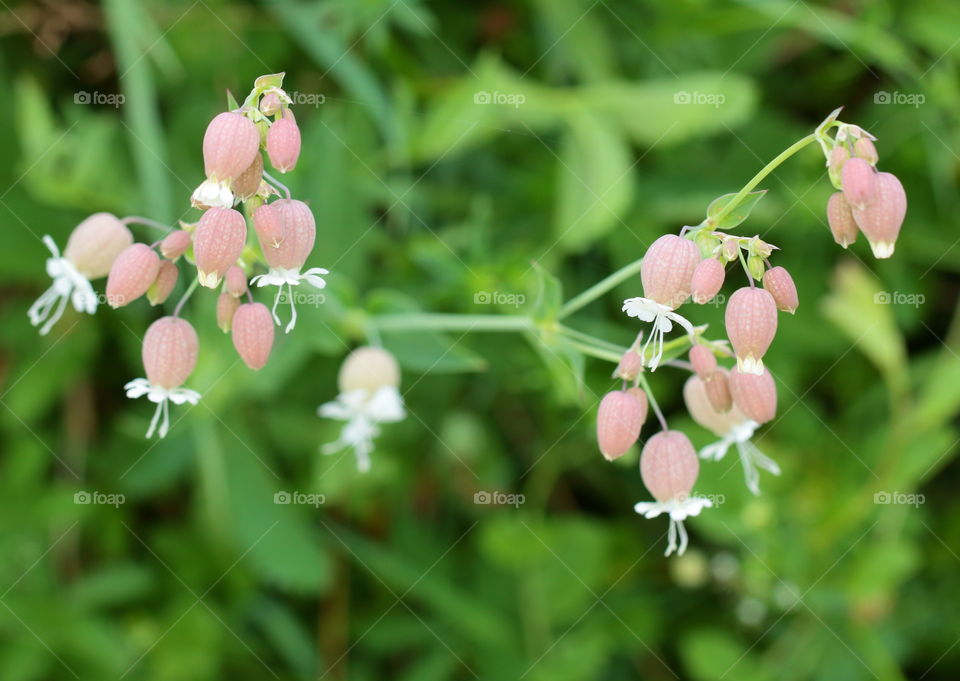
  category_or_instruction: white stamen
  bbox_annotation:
[124,378,201,439]
[28,235,99,335]
[250,265,329,333]
[318,386,404,472]
[622,297,694,371]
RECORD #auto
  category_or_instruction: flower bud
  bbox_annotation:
[252,202,284,249]
[703,370,733,412]
[729,367,777,424]
[640,431,699,502]
[829,145,850,173]
[841,157,877,211]
[160,230,192,260]
[747,255,765,282]
[853,137,878,165]
[260,92,282,116]
[266,116,301,173]
[261,199,315,270]
[338,346,401,394]
[721,238,740,262]
[690,258,725,304]
[216,292,240,332]
[762,266,799,314]
[615,350,643,381]
[826,192,858,248]
[194,207,247,288]
[147,260,179,305]
[640,234,701,308]
[231,152,264,201]
[725,287,777,375]
[689,345,717,378]
[63,213,133,279]
[684,373,745,436]
[225,266,248,298]
[597,390,647,461]
[202,112,260,181]
[106,243,160,308]
[232,302,275,370]
[851,172,907,259]
[142,316,198,389]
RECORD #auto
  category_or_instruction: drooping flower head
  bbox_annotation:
[690,257,725,305]
[826,192,858,248]
[596,389,647,461]
[193,207,247,288]
[851,172,907,259]
[106,243,161,308]
[191,112,261,208]
[623,235,700,370]
[634,430,713,556]
[231,302,275,370]
[841,157,877,211]
[684,373,779,495]
[250,199,328,333]
[147,260,179,306]
[160,229,192,260]
[266,113,301,173]
[124,316,201,438]
[762,266,799,314]
[28,213,132,335]
[728,366,777,425]
[725,287,777,375]
[319,347,405,473]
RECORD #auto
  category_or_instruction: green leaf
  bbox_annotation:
[706,189,767,229]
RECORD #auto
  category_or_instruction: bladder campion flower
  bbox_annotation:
[597,389,647,461]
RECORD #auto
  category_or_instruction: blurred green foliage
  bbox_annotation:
[1,0,959,679]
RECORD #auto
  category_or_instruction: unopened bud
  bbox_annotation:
[725,287,777,375]
[826,192,858,248]
[194,207,247,288]
[852,172,907,259]
[266,116,301,174]
[747,255,765,282]
[721,238,740,262]
[689,345,717,378]
[147,260,179,305]
[703,370,733,412]
[106,243,161,308]
[231,152,264,201]
[202,112,260,181]
[853,137,878,165]
[225,265,248,298]
[640,234,701,309]
[597,390,647,461]
[762,266,799,314]
[142,317,198,389]
[729,367,777,424]
[232,302,275,370]
[160,230,192,260]
[216,292,240,332]
[640,431,699,502]
[841,157,877,211]
[828,145,850,187]
[690,258,725,304]
[63,213,133,279]
[616,349,643,381]
[338,346,401,394]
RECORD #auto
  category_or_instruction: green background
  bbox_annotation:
[1,0,958,679]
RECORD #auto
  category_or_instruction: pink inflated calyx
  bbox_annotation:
[261,199,315,270]
[253,202,284,249]
[640,431,699,503]
[266,114,301,173]
[640,235,701,309]
[147,260,179,306]
[827,192,858,248]
[106,243,161,308]
[202,112,260,181]
[232,302,275,370]
[762,266,799,314]
[615,349,643,381]
[729,367,777,424]
[225,265,248,298]
[684,373,745,436]
[64,213,134,279]
[232,153,264,201]
[841,157,877,211]
[142,317,198,390]
[690,257,725,304]
[852,172,907,259]
[160,230,192,261]
[703,370,733,413]
[725,287,777,375]
[853,138,878,165]
[217,293,240,332]
[194,207,247,288]
[689,345,716,378]
[596,390,646,461]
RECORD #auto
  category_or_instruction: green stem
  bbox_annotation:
[122,216,173,234]
[564,339,624,364]
[558,325,628,355]
[709,132,819,227]
[173,277,200,317]
[637,373,668,431]
[558,257,643,319]
[371,313,533,333]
